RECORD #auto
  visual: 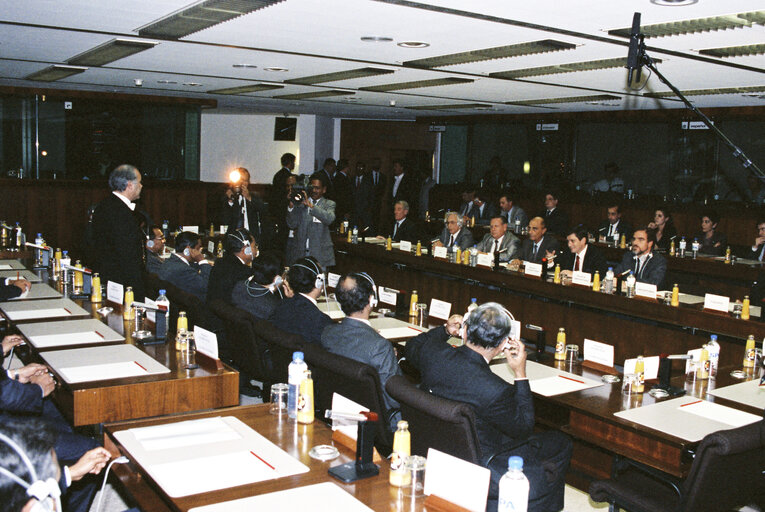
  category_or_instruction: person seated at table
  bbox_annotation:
[464,191,497,226]
[269,256,331,346]
[647,207,677,252]
[157,231,212,301]
[513,217,559,265]
[0,277,31,301]
[144,225,165,275]
[745,218,765,261]
[559,225,608,278]
[597,203,632,244]
[476,216,520,262]
[207,228,256,304]
[458,188,476,218]
[433,212,475,251]
[614,227,667,287]
[378,201,418,243]
[541,190,568,235]
[499,192,528,232]
[405,302,572,512]
[694,209,727,256]
[0,417,112,512]
[231,253,286,320]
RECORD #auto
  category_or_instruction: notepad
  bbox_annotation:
[708,379,765,410]
[529,375,596,396]
[679,399,762,428]
[131,417,241,452]
[378,326,425,339]
[30,332,104,348]
[0,264,12,270]
[326,309,345,319]
[6,308,71,320]
[58,361,150,383]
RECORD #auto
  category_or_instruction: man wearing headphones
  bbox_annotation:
[144,225,165,275]
[433,211,475,251]
[405,302,572,512]
[269,257,332,346]
[157,231,212,301]
[286,174,336,268]
[231,253,285,320]
[207,228,257,303]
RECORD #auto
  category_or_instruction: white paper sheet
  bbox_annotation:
[679,399,763,428]
[490,360,603,396]
[326,309,345,319]
[708,379,765,410]
[7,308,71,320]
[378,326,425,339]
[131,417,241,452]
[424,448,490,512]
[0,264,12,270]
[529,375,596,396]
[30,331,104,348]
[58,361,150,383]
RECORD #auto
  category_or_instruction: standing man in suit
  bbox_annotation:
[614,227,667,287]
[390,159,419,218]
[352,161,375,232]
[157,231,212,301]
[317,158,336,201]
[207,228,256,303]
[499,192,529,233]
[434,212,475,251]
[597,203,633,244]
[464,191,498,226]
[515,217,560,264]
[286,175,336,268]
[558,225,608,278]
[332,159,353,228]
[270,153,296,244]
[541,191,568,235]
[90,164,146,300]
[144,225,165,275]
[379,201,418,243]
[269,257,332,346]
[476,216,520,262]
[272,153,295,203]
[222,167,270,250]
[369,159,387,233]
[746,218,765,261]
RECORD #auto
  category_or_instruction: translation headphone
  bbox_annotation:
[146,238,154,249]
[292,259,325,290]
[228,229,253,256]
[352,272,378,308]
[0,432,61,512]
[462,302,517,342]
[183,247,191,257]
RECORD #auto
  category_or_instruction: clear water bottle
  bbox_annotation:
[162,219,170,240]
[691,238,700,259]
[469,245,478,267]
[678,237,687,258]
[707,334,720,379]
[351,226,358,244]
[467,298,478,314]
[288,351,308,419]
[155,289,170,341]
[604,267,615,294]
[625,270,636,298]
[34,233,45,266]
[498,455,529,512]
[514,218,521,234]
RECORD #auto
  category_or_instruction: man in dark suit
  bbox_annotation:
[286,175,336,268]
[405,302,572,512]
[434,212,475,251]
[221,167,270,250]
[231,253,284,320]
[269,256,332,346]
[558,225,608,278]
[614,227,668,287]
[207,228,255,303]
[516,217,560,264]
[157,231,212,301]
[499,192,529,234]
[351,161,375,232]
[90,164,146,300]
[368,160,388,233]
[597,203,633,244]
[390,159,419,218]
[476,216,521,262]
[541,191,568,235]
[144,225,165,275]
[0,278,31,301]
[316,158,336,201]
[745,218,765,261]
[332,159,353,228]
[271,152,295,212]
[380,201,418,243]
[463,191,498,226]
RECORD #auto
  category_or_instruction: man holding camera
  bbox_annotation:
[286,174,336,268]
[222,167,270,249]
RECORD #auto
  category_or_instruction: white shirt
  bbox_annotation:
[608,220,621,237]
[489,234,504,256]
[573,245,588,271]
[392,173,404,197]
[172,253,190,266]
[112,191,135,211]
[299,292,318,306]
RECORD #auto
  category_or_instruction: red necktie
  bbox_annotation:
[574,255,580,271]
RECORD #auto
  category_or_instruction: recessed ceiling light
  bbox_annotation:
[397,41,430,48]
[264,66,289,72]
[183,82,203,86]
[361,36,393,43]
[650,0,698,5]
[157,79,177,84]
[232,64,257,68]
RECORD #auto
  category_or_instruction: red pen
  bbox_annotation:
[133,360,148,372]
[558,374,585,384]
[250,450,275,470]
[680,399,703,408]
[94,331,105,339]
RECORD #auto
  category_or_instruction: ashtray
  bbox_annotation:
[648,388,669,398]
[96,306,113,316]
[377,308,393,317]
[601,374,621,384]
[729,370,747,379]
[309,444,339,461]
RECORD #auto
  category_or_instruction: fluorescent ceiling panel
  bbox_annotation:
[698,43,765,58]
[507,94,621,105]
[404,39,576,68]
[645,85,765,98]
[609,11,765,38]
[491,57,647,79]
[360,77,473,92]
[285,67,394,85]
[138,0,285,39]
[406,103,492,110]
[67,39,157,66]
[207,83,284,94]
[273,90,354,100]
[24,65,88,82]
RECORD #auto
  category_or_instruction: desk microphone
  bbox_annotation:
[25,242,53,252]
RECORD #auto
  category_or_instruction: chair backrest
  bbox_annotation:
[681,418,765,512]
[207,299,270,383]
[386,375,482,464]
[301,343,393,455]
[250,318,306,386]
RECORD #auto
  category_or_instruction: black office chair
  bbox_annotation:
[249,318,306,388]
[302,343,394,456]
[589,417,765,512]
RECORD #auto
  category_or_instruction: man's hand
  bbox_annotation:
[28,371,56,397]
[2,334,24,356]
[445,314,463,337]
[10,279,31,293]
[225,188,234,200]
[756,236,765,247]
[301,194,312,208]
[68,447,112,481]
[504,339,527,379]
[14,363,47,383]
[240,186,251,201]
[433,240,444,248]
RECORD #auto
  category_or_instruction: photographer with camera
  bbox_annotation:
[285,174,335,268]
[222,167,271,249]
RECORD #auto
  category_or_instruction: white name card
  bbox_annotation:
[429,298,452,320]
[571,271,592,287]
[433,246,448,259]
[219,225,227,234]
[424,448,490,512]
[399,240,412,252]
[524,261,542,277]
[704,293,730,313]
[194,325,219,360]
[636,282,658,299]
[145,297,157,323]
[207,241,215,254]
[623,355,660,380]
[182,225,199,234]
[510,320,521,341]
[685,348,703,373]
[378,286,398,306]
[327,272,340,289]
[106,281,124,305]
[476,253,493,267]
[583,338,614,367]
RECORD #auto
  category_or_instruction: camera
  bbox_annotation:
[290,187,306,204]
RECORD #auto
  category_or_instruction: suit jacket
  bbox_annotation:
[90,193,146,300]
[439,227,475,251]
[231,279,281,320]
[286,198,336,267]
[391,173,420,216]
[503,206,529,231]
[332,171,353,226]
[370,170,388,231]
[158,254,212,301]
[0,282,22,301]
[614,251,668,287]
[269,293,333,346]
[321,317,402,412]
[558,244,608,276]
[405,328,534,459]
[747,242,765,262]
[388,217,419,243]
[0,368,44,415]
[316,169,336,200]
[352,173,376,231]
[542,208,568,235]
[269,167,294,218]
[519,235,560,263]
[476,232,521,262]
[695,231,727,256]
[207,253,252,303]
[222,193,270,248]
[465,202,498,226]
[597,219,633,242]
[145,251,164,275]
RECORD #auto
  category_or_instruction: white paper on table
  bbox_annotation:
[399,240,412,252]
[709,380,765,410]
[678,399,763,428]
[182,226,199,234]
[106,281,123,304]
[0,264,11,270]
[529,375,595,397]
[424,448,490,512]
[58,361,150,383]
[194,326,219,360]
[433,246,448,259]
[327,272,340,288]
[583,339,614,367]
[703,293,730,313]
[207,241,215,253]
[327,309,345,320]
[623,356,660,380]
[378,326,425,339]
[331,393,369,441]
[131,417,241,452]
[571,271,592,286]
[685,348,703,373]
[30,332,104,348]
[378,286,397,306]
[429,298,452,320]
[476,253,493,267]
[524,261,542,277]
[7,308,71,321]
[145,297,157,323]
[635,282,658,299]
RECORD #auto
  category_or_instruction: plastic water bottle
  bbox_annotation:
[467,298,478,314]
[34,233,45,266]
[288,351,308,419]
[707,335,720,379]
[678,236,687,258]
[691,238,700,259]
[155,289,170,341]
[469,245,478,267]
[625,270,636,298]
[498,455,529,512]
[604,267,615,294]
[162,219,170,240]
